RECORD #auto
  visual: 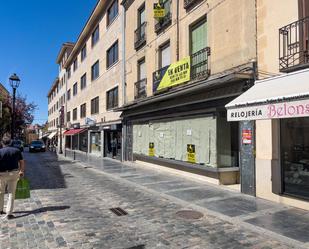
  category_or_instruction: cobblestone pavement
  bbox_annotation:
[0,151,307,249]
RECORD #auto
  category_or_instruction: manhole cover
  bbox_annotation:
[176,210,204,220]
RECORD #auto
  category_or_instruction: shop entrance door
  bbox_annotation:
[104,131,122,160]
[240,121,256,196]
[90,132,101,156]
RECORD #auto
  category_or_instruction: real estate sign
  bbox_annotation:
[153,3,165,18]
[157,57,191,91]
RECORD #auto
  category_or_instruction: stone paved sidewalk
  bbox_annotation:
[0,151,307,249]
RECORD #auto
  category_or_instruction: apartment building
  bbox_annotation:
[120,0,257,185]
[47,43,74,150]
[62,0,124,159]
[226,0,309,209]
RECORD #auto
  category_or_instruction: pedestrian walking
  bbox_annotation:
[0,135,25,219]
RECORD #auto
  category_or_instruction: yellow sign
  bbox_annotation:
[154,3,165,18]
[157,57,191,91]
[187,144,196,163]
[149,142,155,156]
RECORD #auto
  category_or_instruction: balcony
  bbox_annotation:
[134,78,147,100]
[279,17,309,72]
[152,47,211,93]
[134,22,147,50]
[155,12,172,34]
[184,0,202,10]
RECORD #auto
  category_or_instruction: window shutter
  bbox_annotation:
[191,20,207,54]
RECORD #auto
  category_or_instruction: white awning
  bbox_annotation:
[48,131,57,139]
[226,69,309,121]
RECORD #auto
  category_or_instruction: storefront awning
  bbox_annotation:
[226,69,309,121]
[48,131,57,139]
[64,128,86,136]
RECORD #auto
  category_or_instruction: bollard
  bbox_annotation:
[73,151,76,160]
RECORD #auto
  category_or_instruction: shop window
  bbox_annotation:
[281,117,309,199]
[106,87,118,110]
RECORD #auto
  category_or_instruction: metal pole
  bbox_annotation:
[11,88,16,139]
[59,124,63,154]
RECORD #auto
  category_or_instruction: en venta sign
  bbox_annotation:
[227,99,309,121]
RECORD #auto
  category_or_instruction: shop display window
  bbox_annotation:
[281,117,309,199]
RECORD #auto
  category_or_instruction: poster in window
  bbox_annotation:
[187,144,196,163]
[149,142,155,156]
[242,129,252,144]
[154,3,165,18]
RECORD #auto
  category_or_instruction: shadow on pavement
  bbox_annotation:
[13,205,70,218]
[24,150,68,190]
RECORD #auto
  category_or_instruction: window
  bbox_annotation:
[91,60,100,81]
[80,103,86,118]
[138,58,146,80]
[73,108,77,121]
[67,67,71,79]
[73,83,78,96]
[91,96,99,114]
[81,45,87,61]
[67,89,71,101]
[81,73,87,90]
[106,87,118,110]
[67,111,71,122]
[92,25,100,47]
[138,3,145,26]
[190,17,207,54]
[107,0,118,26]
[73,58,78,71]
[107,41,119,68]
[159,41,171,68]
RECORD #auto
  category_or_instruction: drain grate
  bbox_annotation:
[176,210,204,220]
[110,207,128,216]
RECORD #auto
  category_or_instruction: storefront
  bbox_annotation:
[226,69,309,206]
[64,128,88,151]
[121,64,255,184]
[102,123,122,160]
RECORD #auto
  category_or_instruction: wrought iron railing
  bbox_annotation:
[191,47,211,80]
[279,17,309,72]
[134,78,147,99]
[184,0,202,9]
[134,22,147,50]
[152,47,211,93]
[155,12,172,34]
[152,65,169,93]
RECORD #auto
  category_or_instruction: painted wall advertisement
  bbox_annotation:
[227,99,309,121]
[187,144,196,163]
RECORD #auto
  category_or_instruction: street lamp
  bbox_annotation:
[9,73,20,139]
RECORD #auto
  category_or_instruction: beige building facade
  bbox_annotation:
[227,0,309,209]
[120,0,257,185]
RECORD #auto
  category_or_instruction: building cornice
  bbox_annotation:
[56,42,75,64]
[47,77,60,97]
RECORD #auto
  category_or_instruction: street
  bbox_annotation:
[0,150,308,249]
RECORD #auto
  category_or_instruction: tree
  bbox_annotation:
[0,94,37,138]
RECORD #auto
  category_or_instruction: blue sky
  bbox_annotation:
[0,0,97,124]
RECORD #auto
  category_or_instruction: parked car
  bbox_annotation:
[11,140,24,152]
[29,140,46,152]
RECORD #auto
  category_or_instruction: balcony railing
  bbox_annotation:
[279,17,309,72]
[152,65,169,93]
[152,47,211,93]
[134,22,147,50]
[184,0,202,10]
[134,78,147,100]
[191,47,211,80]
[155,12,172,34]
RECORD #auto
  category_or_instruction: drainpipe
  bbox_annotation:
[121,5,127,161]
[176,0,180,60]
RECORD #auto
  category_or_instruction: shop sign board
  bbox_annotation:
[157,57,191,91]
[242,129,252,145]
[149,142,155,156]
[227,99,309,121]
[187,144,196,163]
[153,3,165,18]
